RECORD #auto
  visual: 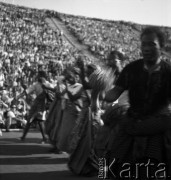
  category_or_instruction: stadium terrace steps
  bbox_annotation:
[45,17,99,64]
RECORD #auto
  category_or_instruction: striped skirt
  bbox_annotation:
[107,112,171,178]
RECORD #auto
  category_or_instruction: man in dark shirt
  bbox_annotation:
[105,27,171,179]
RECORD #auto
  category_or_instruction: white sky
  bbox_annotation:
[1,0,171,27]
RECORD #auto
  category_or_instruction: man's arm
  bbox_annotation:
[91,85,124,113]
[104,85,124,103]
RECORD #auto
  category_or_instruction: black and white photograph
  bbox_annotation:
[0,0,171,179]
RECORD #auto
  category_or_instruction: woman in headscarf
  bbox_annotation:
[57,68,83,153]
[45,68,83,153]
[45,75,66,153]
[68,58,100,176]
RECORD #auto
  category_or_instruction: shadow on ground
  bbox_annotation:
[0,141,52,156]
[0,132,98,180]
[0,171,81,180]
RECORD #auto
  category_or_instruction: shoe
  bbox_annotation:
[40,139,49,144]
[6,129,10,132]
[40,140,46,144]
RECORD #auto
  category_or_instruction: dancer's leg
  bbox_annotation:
[37,119,47,142]
[20,119,32,140]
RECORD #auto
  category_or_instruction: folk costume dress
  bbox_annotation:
[68,66,115,176]
[46,81,83,153]
[45,82,66,148]
[57,82,83,153]
[68,89,99,176]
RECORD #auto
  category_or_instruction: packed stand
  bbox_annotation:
[50,11,171,64]
[0,2,82,131]
[53,12,141,62]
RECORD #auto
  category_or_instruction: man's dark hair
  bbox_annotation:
[140,26,166,48]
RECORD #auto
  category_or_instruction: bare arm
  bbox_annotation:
[91,86,124,112]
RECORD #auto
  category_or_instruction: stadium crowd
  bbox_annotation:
[0,2,82,132]
[56,12,142,61]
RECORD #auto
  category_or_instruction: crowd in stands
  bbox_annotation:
[55,12,142,61]
[0,2,82,131]
[0,2,171,132]
[52,11,171,63]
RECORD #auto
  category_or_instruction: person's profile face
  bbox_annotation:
[141,33,162,65]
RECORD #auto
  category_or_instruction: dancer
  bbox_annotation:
[68,57,107,176]
[57,68,83,153]
[45,76,66,154]
[46,68,83,153]
[104,26,171,179]
[17,71,54,143]
[93,51,129,157]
